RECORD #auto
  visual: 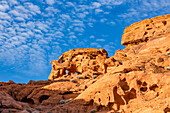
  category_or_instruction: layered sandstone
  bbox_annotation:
[0,14,169,113]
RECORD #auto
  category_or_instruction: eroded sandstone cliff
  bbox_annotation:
[0,14,169,113]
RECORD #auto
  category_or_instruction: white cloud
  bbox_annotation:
[118,0,170,21]
[77,13,87,18]
[46,0,55,5]
[60,14,71,20]
[55,31,64,37]
[96,39,105,42]
[0,12,11,20]
[72,20,85,27]
[92,2,101,8]
[74,27,84,32]
[98,0,124,5]
[88,23,93,27]
[109,21,115,25]
[15,17,25,22]
[66,2,75,7]
[45,7,60,13]
[8,0,19,6]
[63,43,69,46]
[0,1,9,12]
[0,24,4,30]
[9,10,20,16]
[24,3,41,14]
[95,9,103,14]
[90,42,101,48]
[90,35,95,38]
[100,18,107,23]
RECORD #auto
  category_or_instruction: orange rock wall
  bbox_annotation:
[122,14,170,46]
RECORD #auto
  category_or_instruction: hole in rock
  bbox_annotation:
[146,24,149,27]
[124,69,131,73]
[119,78,129,91]
[97,105,107,111]
[39,95,50,103]
[162,21,167,26]
[147,28,152,30]
[98,98,101,102]
[65,70,68,74]
[144,37,149,42]
[144,32,148,35]
[108,96,110,101]
[74,73,78,75]
[164,107,170,113]
[142,81,147,86]
[128,88,137,99]
[89,99,94,105]
[149,84,158,91]
[21,97,34,104]
[107,102,114,110]
[137,80,142,85]
[59,91,73,95]
[140,87,147,92]
[124,88,137,104]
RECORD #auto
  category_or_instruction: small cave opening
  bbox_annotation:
[21,97,34,104]
[142,81,147,86]
[119,78,129,91]
[140,87,147,92]
[164,107,170,113]
[162,21,167,26]
[39,95,50,103]
[149,84,158,91]
[137,80,142,85]
[98,98,101,102]
[107,102,114,110]
[89,99,94,105]
[144,32,148,35]
[147,28,152,30]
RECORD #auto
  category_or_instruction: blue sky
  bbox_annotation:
[0,0,169,83]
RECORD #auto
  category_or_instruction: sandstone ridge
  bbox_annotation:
[122,14,170,46]
[0,14,169,113]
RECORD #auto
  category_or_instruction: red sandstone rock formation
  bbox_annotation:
[0,14,169,113]
[48,48,108,81]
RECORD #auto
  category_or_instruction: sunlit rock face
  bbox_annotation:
[122,14,170,47]
[48,48,109,80]
[0,14,169,113]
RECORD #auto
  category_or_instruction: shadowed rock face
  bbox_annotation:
[0,14,170,113]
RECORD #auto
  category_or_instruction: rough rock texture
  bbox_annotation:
[48,48,108,80]
[122,14,170,46]
[0,14,169,113]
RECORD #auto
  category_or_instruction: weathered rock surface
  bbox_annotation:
[0,14,169,113]
[48,48,108,80]
[122,14,170,47]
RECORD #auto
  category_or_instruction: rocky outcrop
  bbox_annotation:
[48,48,109,80]
[50,32,170,113]
[0,14,169,113]
[122,14,170,46]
